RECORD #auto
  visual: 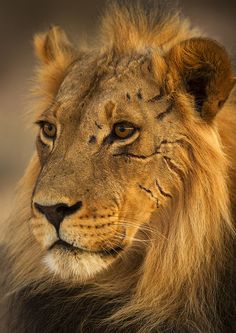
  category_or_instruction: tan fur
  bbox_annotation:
[1,2,235,332]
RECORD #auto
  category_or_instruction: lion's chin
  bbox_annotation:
[43,245,116,281]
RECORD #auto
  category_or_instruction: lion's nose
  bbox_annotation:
[34,201,82,232]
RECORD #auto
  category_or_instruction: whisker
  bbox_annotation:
[111,220,168,241]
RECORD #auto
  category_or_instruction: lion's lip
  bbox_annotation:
[49,240,77,252]
[49,239,124,257]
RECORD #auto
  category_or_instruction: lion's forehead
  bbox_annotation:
[56,54,162,111]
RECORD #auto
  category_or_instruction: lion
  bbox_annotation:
[0,2,235,332]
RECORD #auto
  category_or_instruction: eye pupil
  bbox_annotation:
[119,126,126,132]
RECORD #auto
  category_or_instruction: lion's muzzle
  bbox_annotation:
[32,198,126,255]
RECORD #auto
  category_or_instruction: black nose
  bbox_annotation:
[34,201,82,232]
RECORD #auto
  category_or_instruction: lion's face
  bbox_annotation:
[30,55,184,280]
[29,24,234,281]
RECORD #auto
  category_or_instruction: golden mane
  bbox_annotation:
[1,2,235,333]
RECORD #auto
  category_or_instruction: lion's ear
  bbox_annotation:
[167,38,235,121]
[33,26,77,100]
[34,25,75,64]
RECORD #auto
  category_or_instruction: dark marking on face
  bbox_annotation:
[102,134,114,146]
[148,87,165,103]
[126,93,131,100]
[156,101,173,120]
[88,135,97,144]
[137,89,143,100]
[95,121,103,129]
[139,184,159,208]
[155,179,172,198]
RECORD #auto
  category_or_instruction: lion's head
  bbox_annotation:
[3,3,235,332]
[27,4,235,283]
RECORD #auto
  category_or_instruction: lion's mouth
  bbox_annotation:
[49,239,124,257]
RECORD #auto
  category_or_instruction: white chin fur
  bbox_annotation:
[43,250,110,281]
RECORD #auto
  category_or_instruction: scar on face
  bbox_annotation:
[88,135,97,144]
[137,89,143,100]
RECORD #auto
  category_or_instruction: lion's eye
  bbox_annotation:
[41,122,57,139]
[113,122,136,139]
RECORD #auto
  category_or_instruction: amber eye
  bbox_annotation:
[41,122,57,139]
[113,122,136,139]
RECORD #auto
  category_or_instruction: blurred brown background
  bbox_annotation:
[0,0,235,203]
